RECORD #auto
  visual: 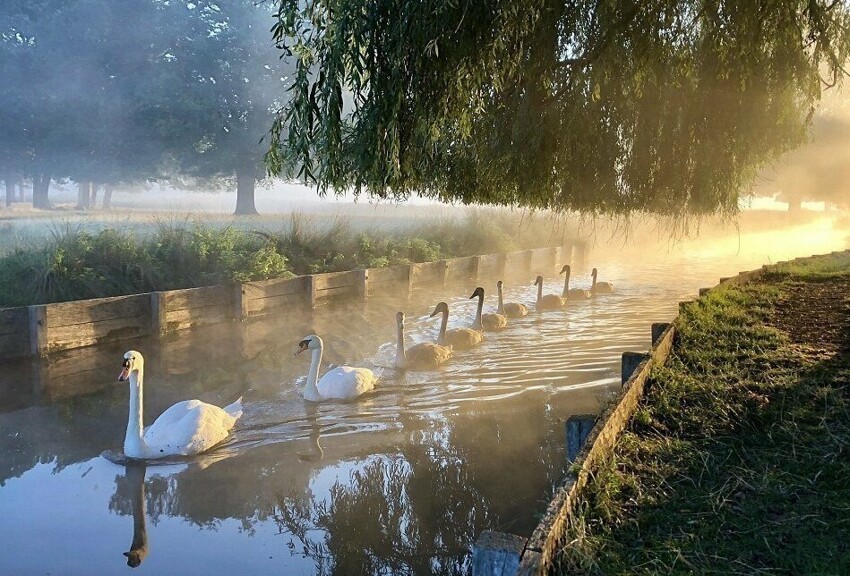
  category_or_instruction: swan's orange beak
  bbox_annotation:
[118,367,129,381]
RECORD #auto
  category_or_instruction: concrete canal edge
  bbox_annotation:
[472,249,850,576]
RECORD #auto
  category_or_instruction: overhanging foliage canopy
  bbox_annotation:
[267,0,850,216]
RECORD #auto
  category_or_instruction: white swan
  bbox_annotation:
[470,286,508,331]
[296,334,377,401]
[395,311,453,369]
[118,350,243,459]
[590,267,615,293]
[561,264,591,301]
[534,275,565,310]
[497,280,529,318]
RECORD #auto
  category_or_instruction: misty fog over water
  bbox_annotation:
[0,214,846,574]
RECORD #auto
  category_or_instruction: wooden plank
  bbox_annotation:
[242,276,307,300]
[162,285,229,311]
[164,305,230,332]
[46,294,149,328]
[151,292,166,336]
[43,344,126,377]
[0,308,29,359]
[478,254,502,278]
[505,250,532,270]
[47,314,150,352]
[314,270,360,291]
[445,256,477,282]
[29,305,47,356]
[529,247,555,271]
[0,332,28,359]
[314,284,359,301]
[244,292,306,317]
[368,264,410,285]
[410,260,446,286]
[0,307,28,335]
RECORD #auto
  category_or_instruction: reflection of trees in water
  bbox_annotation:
[274,453,489,576]
[271,402,569,575]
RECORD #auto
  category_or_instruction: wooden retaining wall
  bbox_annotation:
[0,243,581,360]
[0,307,29,359]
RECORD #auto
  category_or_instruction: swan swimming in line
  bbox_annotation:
[534,275,566,310]
[497,280,529,318]
[118,350,242,459]
[430,301,484,349]
[590,267,615,293]
[395,311,453,369]
[295,334,378,401]
[470,286,508,331]
[561,265,591,301]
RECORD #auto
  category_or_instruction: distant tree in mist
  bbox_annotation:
[0,0,290,214]
[758,114,850,210]
[266,1,850,217]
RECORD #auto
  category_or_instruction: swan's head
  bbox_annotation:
[396,311,405,325]
[534,275,543,286]
[118,350,143,381]
[497,280,503,289]
[296,335,322,356]
[561,264,570,275]
[591,267,598,277]
[470,286,484,299]
[429,302,449,317]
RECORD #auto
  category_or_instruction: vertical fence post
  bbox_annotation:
[405,265,413,298]
[472,531,527,576]
[622,351,649,385]
[28,305,47,356]
[651,322,670,345]
[151,292,167,336]
[357,269,368,301]
[305,275,317,309]
[439,260,448,288]
[471,256,481,282]
[566,414,596,463]
[231,284,248,321]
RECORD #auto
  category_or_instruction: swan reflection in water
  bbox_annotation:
[122,462,148,568]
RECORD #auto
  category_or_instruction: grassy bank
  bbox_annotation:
[553,252,850,575]
[0,210,569,307]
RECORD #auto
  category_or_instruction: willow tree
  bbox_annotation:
[266,0,850,216]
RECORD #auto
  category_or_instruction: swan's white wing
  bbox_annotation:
[144,400,239,456]
[317,366,376,399]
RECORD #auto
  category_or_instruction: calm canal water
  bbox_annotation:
[0,216,847,575]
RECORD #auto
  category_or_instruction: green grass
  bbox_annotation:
[552,254,850,575]
[0,209,570,306]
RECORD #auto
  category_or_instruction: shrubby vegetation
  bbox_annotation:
[0,210,564,306]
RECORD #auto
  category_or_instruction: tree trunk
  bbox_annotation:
[77,181,92,209]
[90,183,99,208]
[234,161,258,215]
[32,174,52,209]
[4,174,12,207]
[102,184,113,210]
